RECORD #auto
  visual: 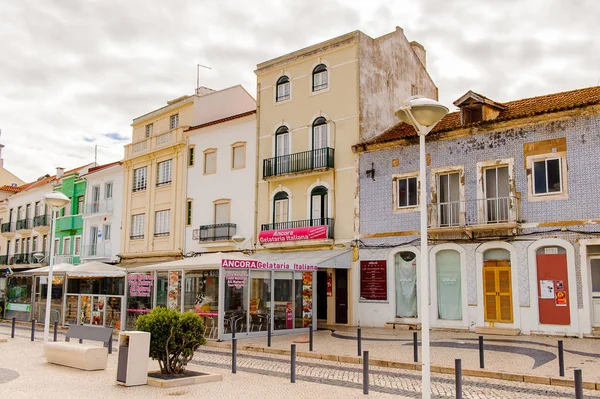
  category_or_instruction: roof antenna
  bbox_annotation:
[94,144,108,165]
[196,64,211,95]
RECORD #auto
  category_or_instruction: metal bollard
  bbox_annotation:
[574,368,583,399]
[413,331,418,363]
[31,319,35,341]
[231,319,236,340]
[309,324,313,352]
[53,321,58,342]
[11,317,16,338]
[455,359,462,399]
[291,344,296,383]
[232,338,237,374]
[558,340,565,377]
[363,350,369,395]
[478,336,484,369]
[357,327,362,357]
[267,319,272,347]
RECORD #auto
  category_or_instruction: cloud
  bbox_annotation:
[0,0,598,181]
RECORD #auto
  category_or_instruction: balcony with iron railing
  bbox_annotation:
[0,222,15,235]
[13,253,31,264]
[16,219,33,231]
[124,127,186,159]
[0,255,7,265]
[82,243,112,259]
[33,215,50,228]
[263,147,335,179]
[260,218,334,239]
[84,200,114,216]
[428,196,520,235]
[198,223,237,242]
[53,255,78,265]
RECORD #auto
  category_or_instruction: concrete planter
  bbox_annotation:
[147,370,222,388]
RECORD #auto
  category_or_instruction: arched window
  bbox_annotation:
[310,186,328,225]
[395,251,418,317]
[276,76,290,102]
[312,64,328,91]
[436,250,462,320]
[273,191,289,226]
[312,117,327,150]
[274,126,290,174]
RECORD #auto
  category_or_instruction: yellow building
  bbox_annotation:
[254,28,438,326]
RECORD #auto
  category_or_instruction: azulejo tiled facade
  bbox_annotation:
[354,87,600,336]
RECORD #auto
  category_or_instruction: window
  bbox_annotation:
[483,165,510,223]
[188,146,195,167]
[273,192,289,224]
[533,158,562,195]
[133,167,147,192]
[63,237,71,255]
[436,172,461,226]
[312,64,328,91]
[74,237,81,256]
[105,182,113,199]
[312,117,327,150]
[43,235,48,252]
[214,201,230,224]
[169,114,179,130]
[186,200,192,226]
[35,201,41,216]
[311,186,328,225]
[131,214,144,239]
[276,76,290,102]
[204,150,216,174]
[232,143,246,169]
[77,196,84,214]
[103,224,111,240]
[15,239,20,254]
[396,176,418,208]
[157,159,172,186]
[436,250,462,320]
[145,123,153,138]
[154,210,170,236]
[53,239,59,255]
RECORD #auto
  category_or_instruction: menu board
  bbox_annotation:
[302,272,313,327]
[360,260,387,301]
[129,274,154,297]
[168,271,180,309]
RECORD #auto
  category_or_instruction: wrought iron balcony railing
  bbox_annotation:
[33,215,50,227]
[263,147,334,178]
[13,253,30,264]
[260,218,334,239]
[0,255,7,265]
[1,222,15,233]
[16,219,33,230]
[82,243,112,258]
[198,223,237,242]
[428,196,519,228]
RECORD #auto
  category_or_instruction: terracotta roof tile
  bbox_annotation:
[358,85,600,149]
[185,110,256,132]
[0,163,93,195]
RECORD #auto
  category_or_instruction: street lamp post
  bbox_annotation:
[395,96,448,399]
[42,192,70,343]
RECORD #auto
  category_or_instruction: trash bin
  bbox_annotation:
[116,331,151,386]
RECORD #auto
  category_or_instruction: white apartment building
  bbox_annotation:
[183,85,256,254]
[81,162,123,263]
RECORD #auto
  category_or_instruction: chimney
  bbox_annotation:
[56,167,65,179]
[410,41,426,68]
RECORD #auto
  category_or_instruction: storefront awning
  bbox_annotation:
[132,252,250,272]
[17,263,77,275]
[250,249,352,269]
[66,261,126,278]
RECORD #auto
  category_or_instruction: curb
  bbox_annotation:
[205,341,599,391]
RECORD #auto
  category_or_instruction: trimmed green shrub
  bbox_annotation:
[136,307,206,375]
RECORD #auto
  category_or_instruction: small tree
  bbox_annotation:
[136,307,206,375]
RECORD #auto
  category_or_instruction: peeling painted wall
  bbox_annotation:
[357,28,438,141]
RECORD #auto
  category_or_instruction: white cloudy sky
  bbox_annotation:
[1,0,598,182]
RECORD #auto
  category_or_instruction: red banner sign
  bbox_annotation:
[222,259,318,271]
[258,225,328,244]
[360,261,387,301]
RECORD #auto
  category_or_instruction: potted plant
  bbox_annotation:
[135,307,206,376]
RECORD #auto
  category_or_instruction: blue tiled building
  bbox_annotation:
[353,87,600,336]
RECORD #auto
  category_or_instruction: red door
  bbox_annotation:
[536,254,570,325]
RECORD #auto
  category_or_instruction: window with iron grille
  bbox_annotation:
[131,214,144,239]
[186,200,192,226]
[145,123,153,138]
[133,167,147,192]
[312,64,328,91]
[170,114,179,130]
[276,76,290,102]
[154,210,170,236]
[157,160,172,186]
[188,146,195,166]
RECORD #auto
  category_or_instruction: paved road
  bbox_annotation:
[193,346,600,398]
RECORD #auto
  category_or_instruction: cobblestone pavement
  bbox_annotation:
[192,346,600,398]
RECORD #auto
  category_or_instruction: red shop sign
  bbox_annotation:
[360,260,387,301]
[258,225,328,244]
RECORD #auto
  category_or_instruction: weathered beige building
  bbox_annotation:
[254,27,437,327]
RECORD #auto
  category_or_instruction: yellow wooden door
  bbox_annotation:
[483,261,513,323]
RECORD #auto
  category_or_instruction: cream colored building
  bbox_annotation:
[254,27,438,326]
[121,86,256,265]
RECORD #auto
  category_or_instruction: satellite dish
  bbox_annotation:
[33,252,46,261]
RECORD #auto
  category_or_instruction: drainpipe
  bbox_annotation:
[329,119,337,246]
[253,82,261,253]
